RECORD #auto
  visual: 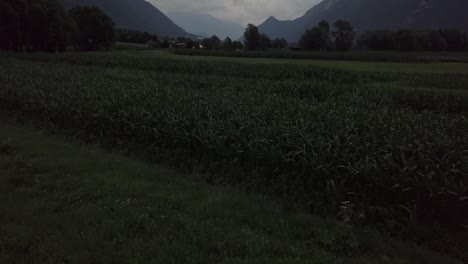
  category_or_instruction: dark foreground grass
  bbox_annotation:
[0,118,460,264]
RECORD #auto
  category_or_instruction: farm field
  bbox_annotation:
[0,51,467,261]
[0,117,459,263]
[171,49,468,64]
[13,49,468,73]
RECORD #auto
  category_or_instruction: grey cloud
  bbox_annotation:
[150,0,323,25]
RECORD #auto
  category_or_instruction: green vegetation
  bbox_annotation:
[300,20,331,51]
[0,0,72,52]
[69,5,115,51]
[0,118,460,263]
[357,29,468,52]
[173,49,468,63]
[0,51,467,261]
[0,0,116,52]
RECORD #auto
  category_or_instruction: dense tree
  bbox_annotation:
[300,27,324,50]
[69,6,115,51]
[0,0,72,52]
[160,39,170,48]
[318,20,331,47]
[259,34,271,50]
[395,29,419,51]
[174,36,196,49]
[210,35,221,49]
[272,38,288,49]
[299,20,330,50]
[357,29,468,51]
[439,29,467,51]
[223,37,234,50]
[0,0,22,51]
[332,20,355,51]
[318,20,330,35]
[244,24,260,50]
[232,41,243,50]
[201,38,211,49]
[116,29,156,44]
[425,31,448,51]
[357,30,395,50]
[185,38,195,49]
[202,35,221,50]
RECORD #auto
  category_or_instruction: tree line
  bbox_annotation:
[300,20,357,51]
[0,0,115,52]
[116,29,157,45]
[176,25,287,52]
[243,24,288,50]
[117,23,468,52]
[298,20,468,51]
[358,29,468,51]
[243,21,468,52]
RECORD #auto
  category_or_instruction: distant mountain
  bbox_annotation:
[167,11,244,39]
[259,0,468,42]
[63,0,188,36]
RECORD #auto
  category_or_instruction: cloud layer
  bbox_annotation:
[150,0,323,25]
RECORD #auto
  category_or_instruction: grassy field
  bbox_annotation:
[172,49,468,63]
[13,49,468,74]
[0,50,467,261]
[172,51,468,73]
[0,118,461,263]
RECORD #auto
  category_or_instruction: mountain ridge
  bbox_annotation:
[258,0,468,42]
[167,11,244,39]
[63,0,188,36]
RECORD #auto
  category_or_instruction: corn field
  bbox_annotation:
[0,53,467,232]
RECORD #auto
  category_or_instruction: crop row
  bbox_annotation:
[12,51,468,91]
[0,57,467,235]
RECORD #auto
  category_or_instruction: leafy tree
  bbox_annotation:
[232,41,243,50]
[357,29,468,51]
[395,29,419,51]
[357,30,395,50]
[299,20,330,50]
[259,34,271,50]
[201,38,211,49]
[210,35,221,49]
[439,29,466,51]
[223,37,234,50]
[192,41,200,49]
[0,0,72,52]
[201,35,221,50]
[116,28,156,44]
[426,31,447,51]
[318,20,331,48]
[0,0,22,51]
[272,38,288,49]
[300,27,324,50]
[244,24,260,50]
[69,6,115,51]
[332,20,355,51]
[173,36,195,49]
[299,29,313,50]
[185,38,194,49]
[160,39,170,48]
[318,20,330,34]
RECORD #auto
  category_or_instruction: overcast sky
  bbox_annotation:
[149,0,323,25]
